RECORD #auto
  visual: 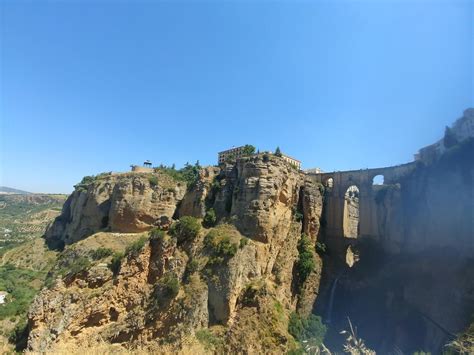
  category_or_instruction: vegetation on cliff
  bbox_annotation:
[24,156,331,354]
[296,234,316,287]
[18,141,473,354]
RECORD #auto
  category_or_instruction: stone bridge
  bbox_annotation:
[307,162,417,246]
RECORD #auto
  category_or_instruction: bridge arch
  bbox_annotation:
[372,174,385,185]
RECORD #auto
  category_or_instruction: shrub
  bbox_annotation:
[74,175,96,192]
[149,227,165,241]
[242,144,256,156]
[68,256,91,276]
[274,146,282,157]
[202,208,217,228]
[196,329,223,351]
[204,231,238,258]
[169,216,201,243]
[125,236,148,256]
[151,272,180,309]
[148,175,159,187]
[288,312,326,345]
[239,237,249,249]
[183,259,199,281]
[296,234,315,285]
[108,252,124,275]
[185,259,199,276]
[90,247,113,260]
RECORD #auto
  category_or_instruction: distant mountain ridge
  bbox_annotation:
[0,186,32,195]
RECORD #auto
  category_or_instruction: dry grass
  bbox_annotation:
[73,232,149,254]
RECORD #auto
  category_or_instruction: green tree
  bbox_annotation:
[242,144,256,156]
[169,216,201,243]
[202,208,217,228]
[275,146,282,157]
[288,312,326,346]
[296,234,315,285]
[151,272,180,309]
[109,252,124,276]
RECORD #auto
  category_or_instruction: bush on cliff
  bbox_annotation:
[90,247,113,260]
[74,175,96,192]
[108,252,123,276]
[151,272,180,309]
[288,312,326,346]
[169,216,201,243]
[204,230,238,259]
[154,161,201,190]
[149,227,165,241]
[125,236,148,256]
[202,208,217,228]
[196,329,224,352]
[296,234,315,286]
[148,175,159,187]
[242,144,256,156]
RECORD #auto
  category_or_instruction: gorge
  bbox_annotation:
[20,124,474,354]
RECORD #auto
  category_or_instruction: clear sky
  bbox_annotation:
[1,0,473,193]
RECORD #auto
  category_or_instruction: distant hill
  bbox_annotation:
[0,193,67,247]
[0,186,31,195]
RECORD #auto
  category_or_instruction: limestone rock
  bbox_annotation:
[45,172,186,247]
[29,156,326,353]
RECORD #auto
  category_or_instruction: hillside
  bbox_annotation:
[1,140,471,354]
[0,194,66,352]
[0,186,31,195]
[0,194,67,253]
[29,155,326,353]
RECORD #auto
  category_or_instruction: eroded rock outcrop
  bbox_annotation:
[29,155,325,353]
[45,172,187,248]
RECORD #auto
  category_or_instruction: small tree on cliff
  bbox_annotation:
[242,144,256,156]
[444,126,458,148]
[274,146,282,157]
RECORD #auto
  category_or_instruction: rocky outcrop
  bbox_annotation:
[29,155,325,353]
[45,172,187,248]
[176,167,220,218]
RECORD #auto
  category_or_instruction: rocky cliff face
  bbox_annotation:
[30,140,473,354]
[318,139,474,353]
[45,172,187,248]
[379,149,474,254]
[30,155,325,353]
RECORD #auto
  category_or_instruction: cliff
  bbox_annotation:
[26,139,474,354]
[317,138,474,353]
[378,138,474,254]
[29,155,325,353]
[45,172,187,248]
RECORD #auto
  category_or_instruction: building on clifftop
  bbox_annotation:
[415,108,474,163]
[280,154,301,170]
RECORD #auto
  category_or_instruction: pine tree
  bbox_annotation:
[275,146,282,157]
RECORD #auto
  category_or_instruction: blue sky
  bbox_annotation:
[1,0,473,193]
